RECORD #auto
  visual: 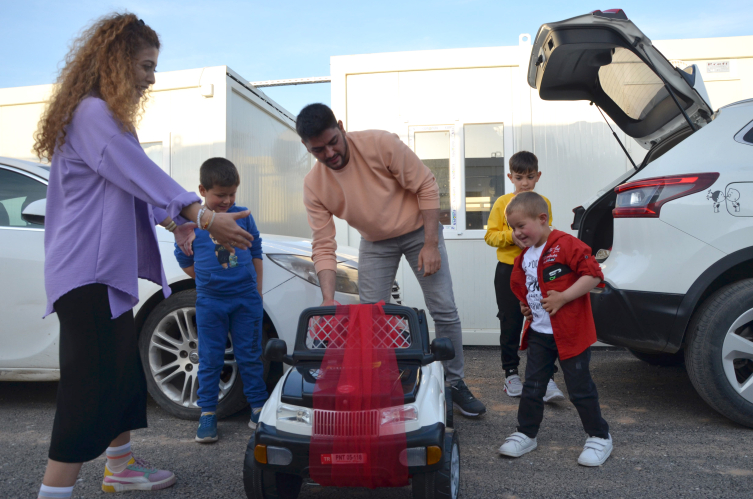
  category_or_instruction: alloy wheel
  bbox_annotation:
[147,306,237,409]
[721,308,753,403]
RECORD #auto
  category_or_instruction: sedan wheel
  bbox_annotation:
[139,289,257,420]
[685,279,753,427]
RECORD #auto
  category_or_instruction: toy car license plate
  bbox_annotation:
[321,453,367,464]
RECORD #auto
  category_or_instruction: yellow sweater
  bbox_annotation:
[484,192,553,265]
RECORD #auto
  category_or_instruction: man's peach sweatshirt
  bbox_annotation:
[303,130,440,274]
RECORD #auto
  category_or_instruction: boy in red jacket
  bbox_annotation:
[497,192,612,466]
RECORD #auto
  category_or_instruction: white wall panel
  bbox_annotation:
[346,72,400,133]
[228,89,311,238]
[0,103,47,162]
[397,239,499,344]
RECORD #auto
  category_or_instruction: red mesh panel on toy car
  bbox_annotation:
[309,303,409,488]
[306,313,412,349]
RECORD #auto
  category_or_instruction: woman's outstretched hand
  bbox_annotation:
[207,210,254,252]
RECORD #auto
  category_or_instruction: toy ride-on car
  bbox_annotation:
[243,304,460,499]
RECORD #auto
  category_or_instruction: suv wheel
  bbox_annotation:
[685,279,753,427]
[138,289,274,420]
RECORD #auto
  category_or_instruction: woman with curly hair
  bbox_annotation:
[34,13,255,498]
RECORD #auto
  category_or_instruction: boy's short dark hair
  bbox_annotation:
[296,103,338,141]
[509,151,539,175]
[506,191,549,221]
[200,157,240,190]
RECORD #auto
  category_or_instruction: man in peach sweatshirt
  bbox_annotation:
[297,104,486,418]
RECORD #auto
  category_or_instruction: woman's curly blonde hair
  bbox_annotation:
[33,13,160,161]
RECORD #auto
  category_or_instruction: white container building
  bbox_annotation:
[0,66,313,238]
[330,34,753,345]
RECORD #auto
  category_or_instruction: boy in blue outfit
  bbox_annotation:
[174,157,267,443]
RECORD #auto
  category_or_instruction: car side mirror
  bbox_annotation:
[21,198,46,226]
[264,338,294,365]
[430,337,455,362]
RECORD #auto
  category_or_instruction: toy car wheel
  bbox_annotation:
[138,289,274,420]
[685,279,753,427]
[445,386,454,429]
[628,349,685,367]
[412,429,460,499]
[243,434,302,499]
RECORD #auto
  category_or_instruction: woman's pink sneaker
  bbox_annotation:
[102,457,176,492]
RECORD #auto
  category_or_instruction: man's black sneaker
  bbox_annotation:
[451,379,486,417]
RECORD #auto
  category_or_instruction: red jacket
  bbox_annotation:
[511,230,604,360]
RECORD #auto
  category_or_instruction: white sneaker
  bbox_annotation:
[577,434,613,466]
[498,432,537,457]
[504,375,523,397]
[543,379,565,403]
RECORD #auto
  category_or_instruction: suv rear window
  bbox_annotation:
[599,48,668,120]
[744,127,753,144]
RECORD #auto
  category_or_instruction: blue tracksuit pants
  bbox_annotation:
[195,292,267,413]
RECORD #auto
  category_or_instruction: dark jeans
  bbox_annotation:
[495,262,524,373]
[495,262,558,377]
[517,330,609,439]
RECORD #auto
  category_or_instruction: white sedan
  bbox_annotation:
[0,156,397,419]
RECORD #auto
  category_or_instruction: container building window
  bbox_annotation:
[414,130,452,226]
[464,124,505,230]
[140,142,165,173]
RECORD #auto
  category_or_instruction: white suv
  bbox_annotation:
[529,10,753,426]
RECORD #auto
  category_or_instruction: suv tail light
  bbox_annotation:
[613,173,719,218]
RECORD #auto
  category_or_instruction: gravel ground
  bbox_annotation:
[2,347,752,499]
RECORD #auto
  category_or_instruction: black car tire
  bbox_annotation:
[243,434,302,499]
[628,349,685,367]
[138,289,274,420]
[685,279,753,428]
[445,386,454,429]
[412,430,460,499]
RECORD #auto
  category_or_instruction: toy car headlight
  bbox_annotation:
[267,254,359,295]
[276,404,312,425]
[380,405,419,426]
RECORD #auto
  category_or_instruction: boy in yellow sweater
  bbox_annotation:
[484,151,564,401]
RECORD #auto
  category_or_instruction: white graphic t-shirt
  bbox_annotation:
[522,243,554,335]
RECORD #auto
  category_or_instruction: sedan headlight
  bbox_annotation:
[276,404,312,426]
[267,254,358,295]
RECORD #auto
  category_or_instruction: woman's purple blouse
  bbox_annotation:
[44,97,200,318]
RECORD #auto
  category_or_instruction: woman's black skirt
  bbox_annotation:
[49,283,148,463]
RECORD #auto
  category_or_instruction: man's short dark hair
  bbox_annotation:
[200,157,240,189]
[296,103,338,140]
[509,151,539,175]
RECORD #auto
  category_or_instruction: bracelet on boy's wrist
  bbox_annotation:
[165,221,177,233]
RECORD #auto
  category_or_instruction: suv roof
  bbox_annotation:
[527,9,713,150]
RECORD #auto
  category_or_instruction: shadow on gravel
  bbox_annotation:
[1,348,752,499]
